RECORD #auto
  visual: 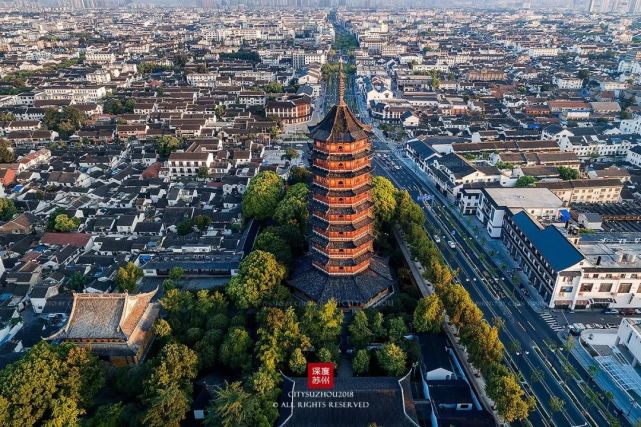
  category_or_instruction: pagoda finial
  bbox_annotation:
[338,57,346,106]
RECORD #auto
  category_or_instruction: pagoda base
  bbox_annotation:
[288,255,394,308]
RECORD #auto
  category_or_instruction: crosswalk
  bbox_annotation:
[540,311,565,331]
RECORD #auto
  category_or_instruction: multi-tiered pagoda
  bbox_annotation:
[289,61,393,308]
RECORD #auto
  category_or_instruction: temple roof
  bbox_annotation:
[288,255,394,307]
[308,103,371,142]
[46,289,158,342]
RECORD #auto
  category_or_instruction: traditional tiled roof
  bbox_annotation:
[309,103,371,143]
[288,255,393,307]
[47,289,158,342]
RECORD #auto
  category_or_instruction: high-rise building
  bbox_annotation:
[289,60,393,307]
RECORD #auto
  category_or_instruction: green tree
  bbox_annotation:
[0,139,15,163]
[377,343,407,376]
[154,135,181,156]
[413,294,444,333]
[207,382,265,427]
[168,267,184,281]
[67,271,88,292]
[194,215,212,232]
[153,318,173,339]
[352,349,370,375]
[242,171,284,220]
[219,327,253,372]
[0,112,16,121]
[557,166,579,180]
[142,384,191,427]
[197,165,210,178]
[0,342,104,427]
[115,262,143,293]
[226,250,287,309]
[300,299,343,350]
[289,347,307,375]
[549,396,565,413]
[386,316,408,343]
[144,342,198,393]
[84,402,125,427]
[0,198,16,221]
[396,190,425,231]
[176,219,193,235]
[256,307,311,372]
[288,166,312,185]
[53,214,81,232]
[372,176,398,226]
[531,368,544,384]
[273,182,309,230]
[253,230,292,265]
[284,147,299,160]
[349,310,373,349]
[486,366,534,422]
[515,176,537,188]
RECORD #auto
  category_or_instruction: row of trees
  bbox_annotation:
[374,175,534,423]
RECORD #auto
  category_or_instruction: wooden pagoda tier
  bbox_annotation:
[307,82,374,276]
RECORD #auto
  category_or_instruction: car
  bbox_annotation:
[570,328,582,336]
[603,309,620,314]
[434,236,441,243]
[635,309,641,315]
[448,240,456,249]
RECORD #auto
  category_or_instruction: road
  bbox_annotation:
[326,59,621,427]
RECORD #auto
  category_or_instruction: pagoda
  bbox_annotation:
[289,60,393,307]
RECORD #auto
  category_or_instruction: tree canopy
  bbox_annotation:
[242,171,284,221]
[0,342,104,427]
[413,295,444,333]
[226,250,288,309]
[115,262,143,293]
[0,198,17,221]
[154,135,182,156]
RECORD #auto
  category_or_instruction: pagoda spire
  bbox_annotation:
[338,57,346,106]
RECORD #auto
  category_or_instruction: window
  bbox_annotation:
[560,286,573,293]
[599,283,613,293]
[580,283,593,292]
[619,283,632,294]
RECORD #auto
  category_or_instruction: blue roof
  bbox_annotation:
[559,209,571,222]
[511,211,584,272]
[407,139,436,159]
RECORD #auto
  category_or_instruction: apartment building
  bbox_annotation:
[265,95,312,124]
[476,188,564,238]
[535,179,623,205]
[503,212,641,310]
[167,152,214,177]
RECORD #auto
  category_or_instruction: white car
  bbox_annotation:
[448,240,456,249]
[434,236,441,243]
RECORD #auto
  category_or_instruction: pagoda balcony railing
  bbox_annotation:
[312,192,371,206]
[313,158,371,171]
[311,229,371,242]
[311,210,371,223]
[312,225,373,240]
[313,139,368,153]
[313,175,370,189]
[311,244,373,258]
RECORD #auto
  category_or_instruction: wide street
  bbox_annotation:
[319,57,626,426]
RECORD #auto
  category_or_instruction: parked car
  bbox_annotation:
[603,309,620,315]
